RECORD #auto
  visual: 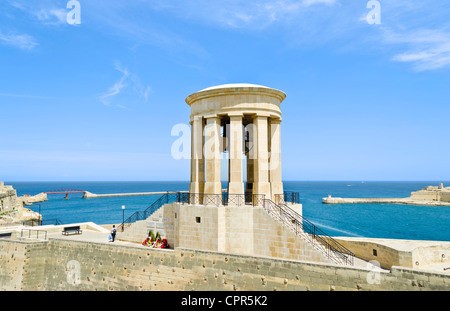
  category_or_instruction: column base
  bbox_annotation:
[271,182,284,203]
[204,182,222,195]
[189,182,204,194]
[253,182,271,200]
[228,182,245,196]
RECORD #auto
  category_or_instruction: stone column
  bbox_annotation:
[252,116,271,200]
[204,116,222,195]
[189,116,204,194]
[269,118,283,202]
[227,114,245,196]
[245,122,255,196]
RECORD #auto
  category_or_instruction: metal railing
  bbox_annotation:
[118,192,180,232]
[262,199,354,266]
[117,190,301,233]
[41,218,63,226]
[274,191,300,205]
[20,229,48,241]
[175,192,266,207]
[222,193,266,207]
[20,218,63,227]
[118,191,269,231]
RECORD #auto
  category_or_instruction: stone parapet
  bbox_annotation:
[1,238,449,291]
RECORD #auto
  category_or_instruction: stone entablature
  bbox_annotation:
[186,83,285,122]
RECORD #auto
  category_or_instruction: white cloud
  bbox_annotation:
[99,63,152,108]
[35,8,67,25]
[0,32,38,50]
[142,86,151,102]
[99,66,130,107]
[302,0,337,7]
[7,1,68,26]
[385,29,450,71]
[145,0,338,30]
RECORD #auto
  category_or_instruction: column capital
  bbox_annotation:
[270,117,282,124]
[203,114,220,120]
[252,114,270,120]
[190,115,204,122]
[227,113,244,118]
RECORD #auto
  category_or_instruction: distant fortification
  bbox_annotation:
[323,183,450,206]
[411,183,450,203]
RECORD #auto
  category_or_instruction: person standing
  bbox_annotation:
[111,225,117,242]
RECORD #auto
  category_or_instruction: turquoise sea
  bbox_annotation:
[7,181,450,242]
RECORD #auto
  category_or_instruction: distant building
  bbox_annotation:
[411,183,450,202]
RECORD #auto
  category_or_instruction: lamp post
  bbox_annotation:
[121,205,125,232]
[36,204,42,226]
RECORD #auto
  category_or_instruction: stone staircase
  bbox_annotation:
[117,219,148,244]
[117,192,356,267]
[262,199,355,266]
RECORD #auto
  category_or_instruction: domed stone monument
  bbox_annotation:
[185,83,286,202]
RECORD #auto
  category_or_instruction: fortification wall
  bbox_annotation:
[322,237,450,270]
[440,192,450,202]
[0,239,27,290]
[411,190,439,201]
[1,238,449,291]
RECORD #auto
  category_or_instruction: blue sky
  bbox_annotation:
[0,0,449,181]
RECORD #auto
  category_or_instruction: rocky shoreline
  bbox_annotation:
[0,182,43,226]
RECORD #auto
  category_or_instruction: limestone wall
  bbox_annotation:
[410,190,439,201]
[0,239,27,290]
[440,192,450,202]
[410,186,450,203]
[324,237,450,270]
[0,183,42,224]
[123,203,331,265]
[1,238,449,291]
[324,238,411,269]
[0,183,18,212]
[412,245,450,267]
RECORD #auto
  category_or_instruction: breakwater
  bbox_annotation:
[322,196,450,206]
[83,191,185,199]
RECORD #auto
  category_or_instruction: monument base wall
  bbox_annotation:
[123,202,331,265]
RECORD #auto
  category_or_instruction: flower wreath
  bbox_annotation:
[142,230,170,249]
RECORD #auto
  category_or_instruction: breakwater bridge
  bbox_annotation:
[42,189,177,199]
[44,189,87,195]
[43,189,87,199]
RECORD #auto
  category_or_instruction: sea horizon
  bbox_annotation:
[5,181,450,242]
